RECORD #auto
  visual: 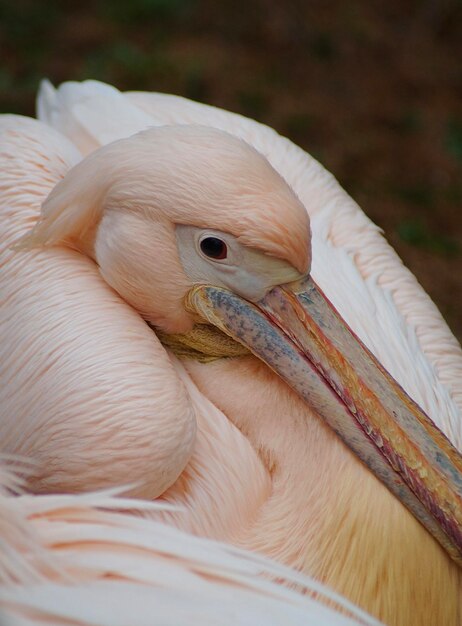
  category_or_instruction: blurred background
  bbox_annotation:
[1,0,461,341]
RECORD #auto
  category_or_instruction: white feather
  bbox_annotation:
[0,465,380,626]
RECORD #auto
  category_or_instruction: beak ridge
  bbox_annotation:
[188,277,462,565]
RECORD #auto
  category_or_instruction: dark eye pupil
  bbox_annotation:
[200,237,227,260]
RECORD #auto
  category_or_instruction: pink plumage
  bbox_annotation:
[1,80,461,625]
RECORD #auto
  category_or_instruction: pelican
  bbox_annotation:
[0,80,461,626]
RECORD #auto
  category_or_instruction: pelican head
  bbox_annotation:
[22,125,310,332]
[20,124,462,565]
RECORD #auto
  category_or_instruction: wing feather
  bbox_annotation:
[0,464,380,626]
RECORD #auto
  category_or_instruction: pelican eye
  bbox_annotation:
[200,236,228,260]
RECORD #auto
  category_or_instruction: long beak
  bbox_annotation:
[187,276,462,565]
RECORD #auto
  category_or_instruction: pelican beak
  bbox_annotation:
[187,277,462,565]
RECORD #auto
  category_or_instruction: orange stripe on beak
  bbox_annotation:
[188,277,462,565]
